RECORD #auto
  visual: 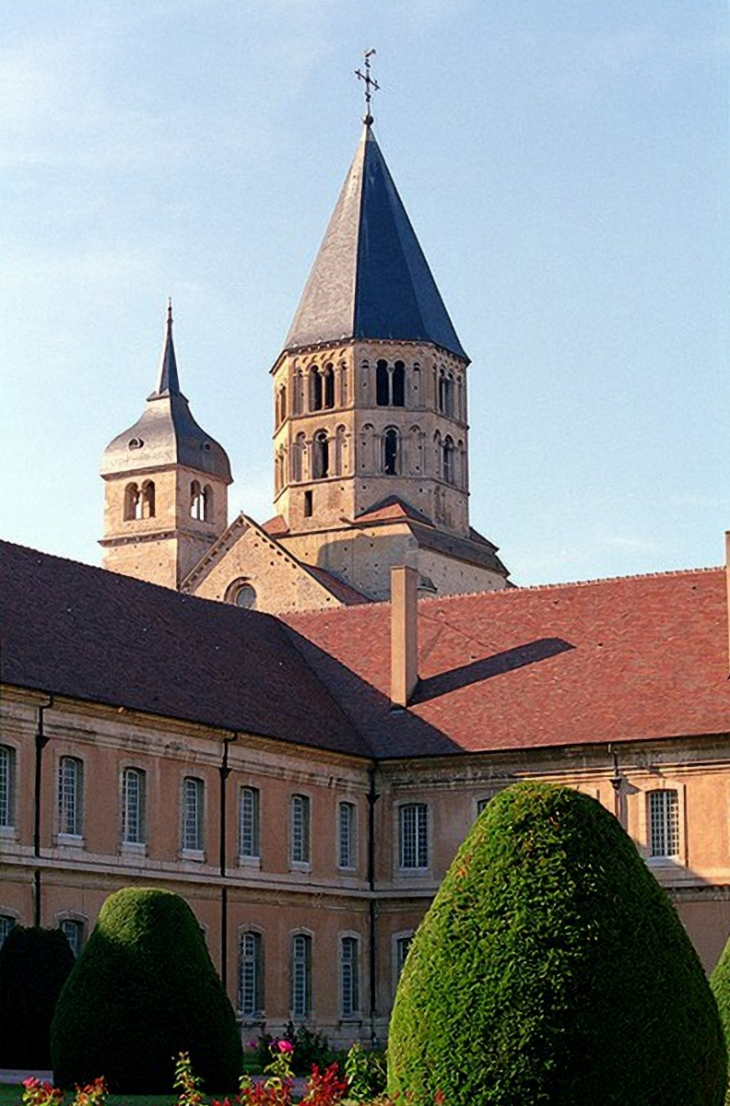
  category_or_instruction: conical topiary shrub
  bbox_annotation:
[51,888,242,1093]
[388,781,726,1106]
[710,932,730,1095]
[0,925,75,1068]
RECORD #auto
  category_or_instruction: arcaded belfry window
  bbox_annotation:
[442,436,455,484]
[141,480,155,518]
[58,756,84,838]
[124,483,141,521]
[122,767,146,845]
[399,802,428,869]
[648,789,680,858]
[310,365,333,412]
[182,776,204,852]
[312,431,329,479]
[338,801,356,869]
[0,745,16,829]
[277,383,287,425]
[291,933,312,1018]
[340,935,360,1017]
[239,931,264,1018]
[290,794,310,864]
[383,427,400,476]
[376,359,406,407]
[239,786,260,859]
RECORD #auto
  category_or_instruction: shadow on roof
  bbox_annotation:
[412,637,575,705]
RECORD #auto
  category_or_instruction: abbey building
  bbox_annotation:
[1,116,729,1050]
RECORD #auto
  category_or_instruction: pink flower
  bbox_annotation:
[277,1039,294,1054]
[248,1038,259,1049]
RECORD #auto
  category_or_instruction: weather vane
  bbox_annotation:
[355,48,380,126]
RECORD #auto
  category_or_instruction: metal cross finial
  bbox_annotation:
[167,297,173,325]
[355,48,380,127]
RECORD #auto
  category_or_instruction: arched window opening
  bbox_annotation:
[292,433,306,482]
[383,427,400,476]
[122,767,146,845]
[60,919,84,958]
[58,756,84,838]
[323,364,335,409]
[335,425,346,477]
[141,480,155,519]
[190,480,204,520]
[443,436,455,484]
[0,745,16,829]
[392,361,405,407]
[291,933,312,1018]
[181,776,204,852]
[312,431,329,479]
[310,367,323,412]
[340,936,360,1018]
[293,370,304,415]
[124,483,141,521]
[239,931,264,1018]
[277,384,287,425]
[376,360,390,406]
[338,361,348,407]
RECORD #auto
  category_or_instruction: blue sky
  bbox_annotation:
[1,0,728,585]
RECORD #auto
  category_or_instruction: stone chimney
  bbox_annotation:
[726,532,730,669]
[391,565,419,707]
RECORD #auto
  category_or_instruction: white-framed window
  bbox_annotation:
[58,756,84,838]
[338,801,356,870]
[290,794,310,865]
[239,786,261,860]
[182,776,204,853]
[395,933,413,983]
[239,930,264,1018]
[122,767,146,845]
[0,915,15,949]
[648,789,680,858]
[340,935,360,1018]
[399,802,428,869]
[291,933,312,1018]
[0,745,16,828]
[60,918,84,958]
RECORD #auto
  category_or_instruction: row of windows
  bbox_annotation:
[0,747,686,864]
[122,480,213,523]
[276,361,466,425]
[0,915,83,958]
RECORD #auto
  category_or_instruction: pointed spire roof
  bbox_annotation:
[101,303,232,482]
[283,125,468,362]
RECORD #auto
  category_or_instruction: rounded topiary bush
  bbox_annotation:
[51,888,242,1093]
[0,925,75,1068]
[388,781,726,1106]
[710,933,730,1088]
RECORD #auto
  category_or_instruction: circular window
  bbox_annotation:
[233,584,256,609]
[128,437,144,450]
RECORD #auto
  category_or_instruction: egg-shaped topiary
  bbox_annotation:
[51,888,242,1093]
[388,781,726,1105]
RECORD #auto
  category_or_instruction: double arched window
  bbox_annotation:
[376,360,405,407]
[123,481,155,521]
[190,481,212,522]
[310,364,335,412]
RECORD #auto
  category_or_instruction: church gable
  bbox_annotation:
[181,512,357,614]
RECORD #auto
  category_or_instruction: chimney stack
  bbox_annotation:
[726,532,730,670]
[391,565,419,707]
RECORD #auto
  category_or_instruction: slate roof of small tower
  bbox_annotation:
[283,124,468,362]
[101,303,232,481]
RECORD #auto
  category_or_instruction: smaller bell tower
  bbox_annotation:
[100,302,232,589]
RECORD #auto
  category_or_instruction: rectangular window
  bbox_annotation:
[476,797,490,817]
[399,803,428,869]
[182,776,204,853]
[290,794,310,864]
[58,757,84,837]
[122,767,146,844]
[239,787,261,859]
[649,789,680,858]
[395,934,413,981]
[0,916,15,949]
[291,933,312,1018]
[0,745,16,828]
[60,919,84,958]
[338,801,356,869]
[340,935,359,1017]
[239,931,264,1018]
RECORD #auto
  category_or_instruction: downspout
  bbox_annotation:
[219,734,237,989]
[33,694,54,927]
[367,762,380,1046]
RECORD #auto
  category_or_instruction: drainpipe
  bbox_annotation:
[367,762,380,1046]
[608,744,623,826]
[33,694,54,927]
[219,734,237,989]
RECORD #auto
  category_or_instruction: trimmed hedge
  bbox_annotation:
[710,933,730,1085]
[0,925,75,1068]
[51,888,242,1093]
[388,781,726,1106]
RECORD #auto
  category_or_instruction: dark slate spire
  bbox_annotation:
[152,297,181,397]
[283,125,468,362]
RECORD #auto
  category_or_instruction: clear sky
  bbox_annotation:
[1,0,728,586]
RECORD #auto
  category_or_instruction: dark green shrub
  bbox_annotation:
[710,933,730,1101]
[0,925,75,1068]
[343,1042,387,1101]
[388,781,726,1106]
[51,888,242,1093]
[253,1022,333,1075]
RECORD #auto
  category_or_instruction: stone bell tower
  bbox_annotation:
[100,303,232,589]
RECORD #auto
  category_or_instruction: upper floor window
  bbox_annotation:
[399,802,428,870]
[442,436,455,484]
[338,801,356,870]
[0,916,15,950]
[310,365,335,412]
[276,384,287,425]
[383,427,400,476]
[182,776,204,853]
[122,767,146,845]
[60,919,84,958]
[291,933,312,1018]
[58,756,83,838]
[141,480,155,518]
[438,370,454,417]
[239,786,261,860]
[290,794,310,865]
[648,789,680,858]
[0,745,16,828]
[239,931,264,1018]
[340,935,360,1018]
[376,360,405,407]
[312,431,330,479]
